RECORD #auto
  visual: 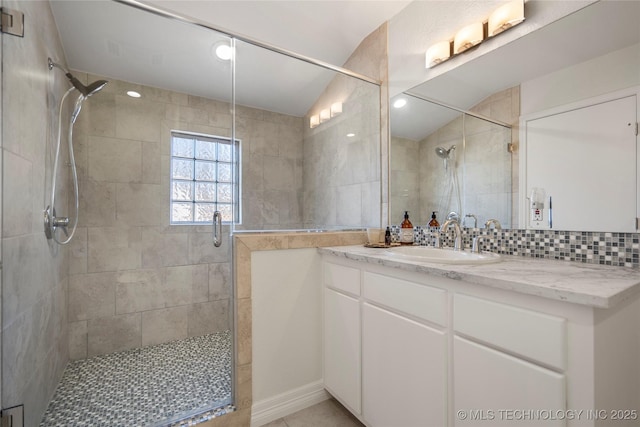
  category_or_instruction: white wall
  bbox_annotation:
[521,43,640,115]
[251,248,327,426]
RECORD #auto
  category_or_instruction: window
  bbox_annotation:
[170,131,240,224]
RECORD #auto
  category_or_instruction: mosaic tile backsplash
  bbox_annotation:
[390,226,640,268]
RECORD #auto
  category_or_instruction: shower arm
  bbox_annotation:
[48,57,108,98]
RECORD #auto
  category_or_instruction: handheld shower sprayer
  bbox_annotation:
[435,145,456,159]
[435,145,456,170]
[45,58,108,245]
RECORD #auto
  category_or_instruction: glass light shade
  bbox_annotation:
[489,0,524,36]
[425,41,451,68]
[320,109,331,123]
[309,115,320,128]
[330,102,343,117]
[454,22,484,54]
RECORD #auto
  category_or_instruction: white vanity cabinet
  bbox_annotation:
[323,262,362,415]
[321,252,640,427]
[454,337,566,427]
[453,295,568,427]
[323,259,448,426]
[362,272,448,427]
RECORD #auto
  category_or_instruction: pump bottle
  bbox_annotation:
[400,211,414,245]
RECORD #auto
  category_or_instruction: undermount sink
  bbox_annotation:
[384,246,501,265]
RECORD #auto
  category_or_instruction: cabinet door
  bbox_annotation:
[363,303,447,427]
[324,288,361,414]
[454,336,566,427]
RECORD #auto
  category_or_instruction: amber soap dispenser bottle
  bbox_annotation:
[400,211,414,245]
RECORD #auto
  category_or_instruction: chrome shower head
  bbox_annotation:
[48,57,108,97]
[435,145,456,159]
[67,74,108,97]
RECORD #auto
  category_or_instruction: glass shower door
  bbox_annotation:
[2,1,236,425]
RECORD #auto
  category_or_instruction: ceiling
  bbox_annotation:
[50,0,410,117]
[49,0,640,137]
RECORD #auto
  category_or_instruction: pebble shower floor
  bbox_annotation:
[40,331,233,427]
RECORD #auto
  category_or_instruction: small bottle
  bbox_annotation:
[384,227,391,246]
[428,212,439,246]
[428,211,439,228]
[400,211,414,245]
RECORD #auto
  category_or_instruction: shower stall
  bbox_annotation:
[0,0,381,426]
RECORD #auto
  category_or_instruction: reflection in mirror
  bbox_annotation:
[234,40,381,230]
[390,93,512,229]
[396,1,640,233]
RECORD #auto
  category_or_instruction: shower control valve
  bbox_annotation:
[44,205,70,239]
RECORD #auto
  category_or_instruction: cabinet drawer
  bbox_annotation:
[454,336,566,427]
[324,262,360,296]
[363,272,447,326]
[454,294,566,370]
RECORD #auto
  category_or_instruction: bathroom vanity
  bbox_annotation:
[319,246,640,427]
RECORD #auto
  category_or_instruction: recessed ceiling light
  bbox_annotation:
[127,90,141,98]
[215,44,233,61]
[393,99,407,109]
[347,133,356,138]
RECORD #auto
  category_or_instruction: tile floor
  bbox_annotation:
[40,331,233,427]
[261,398,365,427]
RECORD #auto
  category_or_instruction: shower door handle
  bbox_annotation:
[213,211,222,247]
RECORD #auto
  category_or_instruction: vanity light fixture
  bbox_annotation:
[425,41,451,69]
[127,90,141,98]
[319,109,331,123]
[489,0,525,36]
[310,101,345,128]
[425,0,524,69]
[453,22,484,54]
[310,115,320,129]
[330,102,343,117]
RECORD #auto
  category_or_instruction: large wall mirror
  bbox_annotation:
[390,1,640,232]
[390,93,512,228]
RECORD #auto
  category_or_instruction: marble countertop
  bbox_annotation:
[318,245,640,309]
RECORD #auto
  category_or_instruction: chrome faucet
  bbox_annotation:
[485,218,502,230]
[440,218,463,251]
[464,213,478,228]
[471,235,486,253]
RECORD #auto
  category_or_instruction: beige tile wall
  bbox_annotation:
[1,1,70,424]
[67,75,304,359]
[302,24,388,229]
[390,136,420,224]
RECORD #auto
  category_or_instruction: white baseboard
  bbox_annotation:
[251,380,330,427]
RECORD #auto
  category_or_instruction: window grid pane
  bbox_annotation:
[170,132,239,224]
[172,181,193,201]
